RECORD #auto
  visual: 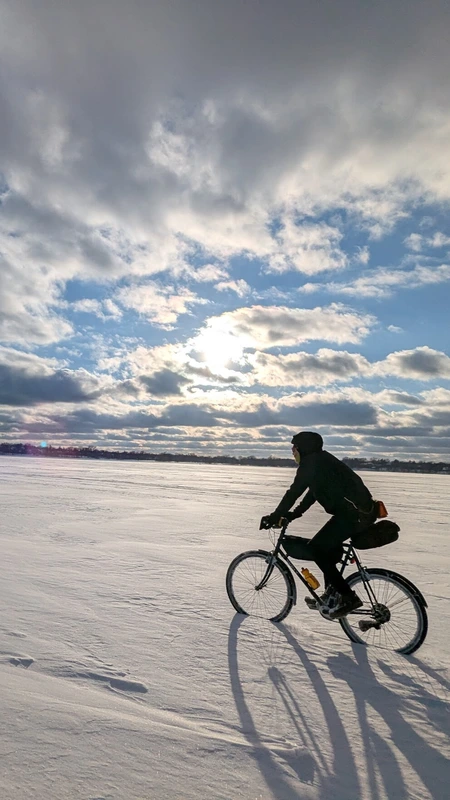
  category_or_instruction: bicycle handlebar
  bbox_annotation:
[259,516,290,532]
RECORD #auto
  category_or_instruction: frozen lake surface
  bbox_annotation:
[1,456,449,800]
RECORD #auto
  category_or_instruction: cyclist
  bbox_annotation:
[260,431,377,619]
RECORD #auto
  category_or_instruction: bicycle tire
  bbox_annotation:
[226,550,296,623]
[339,567,428,655]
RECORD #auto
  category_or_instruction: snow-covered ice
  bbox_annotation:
[1,456,449,800]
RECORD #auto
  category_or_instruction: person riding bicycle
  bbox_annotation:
[260,431,377,619]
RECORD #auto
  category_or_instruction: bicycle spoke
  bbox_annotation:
[227,552,293,621]
[339,569,426,654]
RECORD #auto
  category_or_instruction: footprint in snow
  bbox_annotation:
[108,677,148,693]
[69,669,148,695]
[9,656,34,668]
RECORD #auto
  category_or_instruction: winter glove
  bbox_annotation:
[259,513,287,530]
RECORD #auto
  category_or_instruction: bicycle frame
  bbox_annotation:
[257,521,378,616]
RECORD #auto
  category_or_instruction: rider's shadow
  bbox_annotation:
[327,647,449,800]
[228,614,361,800]
[377,655,450,731]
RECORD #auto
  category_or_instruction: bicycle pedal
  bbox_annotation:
[359,619,381,633]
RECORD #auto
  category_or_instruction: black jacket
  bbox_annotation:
[274,449,373,518]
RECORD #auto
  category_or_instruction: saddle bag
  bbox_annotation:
[351,520,400,550]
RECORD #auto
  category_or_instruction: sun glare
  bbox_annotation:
[193,328,245,373]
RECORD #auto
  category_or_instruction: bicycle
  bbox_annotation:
[226,519,428,655]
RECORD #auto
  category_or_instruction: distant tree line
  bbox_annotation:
[342,456,450,474]
[0,442,449,474]
[0,441,292,467]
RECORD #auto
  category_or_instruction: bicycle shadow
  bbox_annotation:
[326,646,449,800]
[228,614,312,800]
[228,614,449,800]
[227,613,361,800]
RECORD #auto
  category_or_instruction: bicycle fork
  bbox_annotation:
[255,554,278,590]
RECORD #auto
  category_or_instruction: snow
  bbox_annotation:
[1,456,449,800]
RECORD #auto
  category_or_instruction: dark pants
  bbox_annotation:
[292,506,376,596]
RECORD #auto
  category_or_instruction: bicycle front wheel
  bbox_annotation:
[226,550,296,623]
[340,567,428,655]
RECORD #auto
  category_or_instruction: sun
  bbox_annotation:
[192,328,245,373]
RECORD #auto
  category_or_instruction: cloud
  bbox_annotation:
[209,391,379,429]
[0,348,104,406]
[375,346,450,380]
[116,282,206,327]
[139,369,190,397]
[191,264,229,282]
[0,223,74,344]
[0,2,449,461]
[405,230,450,252]
[420,387,450,405]
[72,299,103,314]
[29,403,223,435]
[404,233,424,252]
[1,1,450,343]
[2,376,449,460]
[248,348,370,386]
[184,363,241,385]
[354,246,370,265]
[232,346,450,388]
[428,232,450,248]
[374,390,424,407]
[71,297,123,320]
[299,263,450,298]
[269,221,347,275]
[214,279,250,297]
[196,304,375,350]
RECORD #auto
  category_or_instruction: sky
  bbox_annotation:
[1,0,450,460]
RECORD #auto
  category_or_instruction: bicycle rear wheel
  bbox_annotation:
[226,550,296,623]
[340,567,428,655]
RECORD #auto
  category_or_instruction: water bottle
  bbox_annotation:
[301,568,320,590]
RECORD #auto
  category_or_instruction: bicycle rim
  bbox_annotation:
[340,569,427,654]
[226,551,294,622]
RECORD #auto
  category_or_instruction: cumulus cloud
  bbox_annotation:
[215,279,250,297]
[140,369,190,397]
[429,232,450,248]
[2,375,449,460]
[1,2,450,459]
[222,395,377,429]
[1,1,450,340]
[116,282,206,327]
[404,233,424,252]
[0,223,74,344]
[374,346,450,380]
[298,263,450,298]
[71,298,123,320]
[354,246,370,265]
[374,390,424,407]
[195,304,374,350]
[0,348,104,406]
[191,264,230,282]
[248,349,370,386]
[269,221,347,275]
[405,231,450,251]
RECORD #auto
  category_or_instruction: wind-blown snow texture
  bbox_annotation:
[1,456,449,800]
